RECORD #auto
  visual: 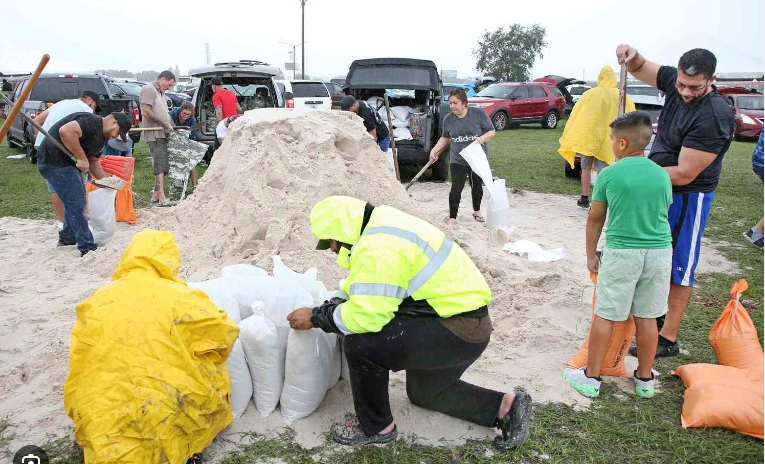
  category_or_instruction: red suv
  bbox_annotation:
[720,90,763,140]
[467,82,565,130]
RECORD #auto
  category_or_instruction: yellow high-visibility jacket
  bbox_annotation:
[310,196,492,334]
[64,229,239,464]
[558,65,636,166]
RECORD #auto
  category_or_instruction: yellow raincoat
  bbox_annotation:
[558,66,636,166]
[64,229,239,464]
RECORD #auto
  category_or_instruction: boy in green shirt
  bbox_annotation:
[563,111,672,399]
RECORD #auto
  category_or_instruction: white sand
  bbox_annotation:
[0,109,738,460]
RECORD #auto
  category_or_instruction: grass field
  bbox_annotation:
[0,118,762,464]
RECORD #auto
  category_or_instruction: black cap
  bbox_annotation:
[81,91,102,110]
[111,112,132,142]
[315,239,331,250]
[340,95,356,111]
[210,77,223,86]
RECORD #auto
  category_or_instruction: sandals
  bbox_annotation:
[473,213,485,223]
[493,390,533,450]
[331,416,398,446]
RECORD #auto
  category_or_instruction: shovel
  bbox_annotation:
[405,159,435,191]
[618,63,628,116]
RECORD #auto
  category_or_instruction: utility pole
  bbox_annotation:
[279,42,300,79]
[301,0,307,79]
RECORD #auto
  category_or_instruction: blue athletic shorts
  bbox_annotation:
[46,179,55,193]
[668,191,715,287]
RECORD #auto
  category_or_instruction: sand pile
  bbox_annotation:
[0,109,740,460]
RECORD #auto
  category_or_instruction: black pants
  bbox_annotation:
[449,163,483,218]
[343,315,504,436]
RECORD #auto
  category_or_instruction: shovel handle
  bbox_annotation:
[618,63,628,116]
[405,159,435,191]
[0,54,50,144]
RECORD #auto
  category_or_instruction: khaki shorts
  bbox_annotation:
[595,247,672,322]
[579,154,606,173]
[148,138,169,176]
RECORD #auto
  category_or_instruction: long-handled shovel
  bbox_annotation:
[0,54,50,145]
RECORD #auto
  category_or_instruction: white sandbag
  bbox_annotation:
[486,179,511,231]
[272,256,330,306]
[88,188,117,245]
[187,278,241,323]
[391,106,411,122]
[367,96,384,110]
[393,127,413,140]
[227,339,253,418]
[281,329,342,423]
[221,264,269,319]
[378,108,390,123]
[459,141,494,198]
[385,149,395,170]
[239,313,284,417]
[391,118,408,129]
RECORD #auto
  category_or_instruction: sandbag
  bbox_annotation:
[88,187,117,245]
[239,313,284,417]
[673,363,763,394]
[391,105,411,122]
[227,339,253,418]
[272,256,330,306]
[280,329,342,423]
[393,127,413,140]
[680,383,764,439]
[567,273,635,377]
[709,279,763,373]
[188,278,241,324]
[221,264,269,319]
[115,186,136,224]
[64,230,239,464]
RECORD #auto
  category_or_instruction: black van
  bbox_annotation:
[344,58,449,180]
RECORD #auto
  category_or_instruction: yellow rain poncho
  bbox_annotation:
[558,66,635,166]
[64,229,239,464]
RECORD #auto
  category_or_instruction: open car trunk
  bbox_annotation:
[196,76,278,134]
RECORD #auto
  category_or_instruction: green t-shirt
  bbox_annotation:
[592,156,673,249]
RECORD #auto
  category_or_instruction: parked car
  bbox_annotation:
[533,75,587,114]
[442,77,498,101]
[330,78,346,87]
[6,73,139,162]
[468,82,565,131]
[274,80,332,110]
[566,84,592,105]
[173,76,199,93]
[324,82,345,108]
[165,91,192,111]
[344,58,449,180]
[108,81,144,120]
[564,94,664,178]
[626,84,665,104]
[442,83,471,101]
[189,60,283,151]
[722,91,763,140]
[183,87,198,98]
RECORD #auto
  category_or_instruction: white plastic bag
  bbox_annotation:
[486,179,511,230]
[272,256,330,307]
[459,142,494,198]
[239,313,284,417]
[221,264,269,319]
[280,329,341,423]
[393,127,413,140]
[227,339,253,418]
[503,239,566,262]
[187,278,241,323]
[88,188,117,245]
[391,106,411,122]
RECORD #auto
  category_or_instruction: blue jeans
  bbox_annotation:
[377,135,390,152]
[38,163,97,254]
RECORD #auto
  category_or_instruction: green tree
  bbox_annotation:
[473,24,547,82]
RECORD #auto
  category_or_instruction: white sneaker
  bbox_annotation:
[633,370,656,398]
[563,367,601,398]
[57,222,64,231]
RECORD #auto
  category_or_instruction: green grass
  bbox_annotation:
[1,119,762,463]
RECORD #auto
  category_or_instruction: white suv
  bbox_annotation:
[275,80,332,110]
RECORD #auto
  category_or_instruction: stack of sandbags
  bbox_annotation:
[672,279,764,439]
[189,257,341,423]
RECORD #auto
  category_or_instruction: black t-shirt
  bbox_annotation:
[357,100,390,142]
[649,66,735,193]
[38,112,106,167]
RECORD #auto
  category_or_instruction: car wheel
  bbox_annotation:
[26,141,37,164]
[543,111,558,129]
[431,153,449,181]
[491,112,508,131]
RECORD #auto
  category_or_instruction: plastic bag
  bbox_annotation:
[566,273,634,377]
[486,179,510,230]
[459,142,493,198]
[220,264,269,319]
[188,278,241,324]
[391,106,411,122]
[88,187,117,245]
[239,313,284,417]
[272,256,331,307]
[280,329,341,423]
[227,340,253,418]
[709,279,764,373]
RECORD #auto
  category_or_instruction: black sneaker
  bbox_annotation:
[628,342,680,358]
[577,197,590,208]
[57,238,76,247]
[331,416,397,446]
[494,390,533,450]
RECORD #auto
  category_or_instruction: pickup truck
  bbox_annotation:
[5,73,139,163]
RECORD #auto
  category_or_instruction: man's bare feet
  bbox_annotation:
[380,422,395,434]
[497,392,516,419]
[447,218,457,226]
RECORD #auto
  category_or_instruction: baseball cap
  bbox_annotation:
[111,112,132,142]
[315,239,331,250]
[340,95,356,111]
[81,91,102,110]
[210,77,223,86]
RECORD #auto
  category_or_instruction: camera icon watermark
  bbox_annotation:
[13,445,49,464]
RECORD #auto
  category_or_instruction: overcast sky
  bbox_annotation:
[1,0,762,82]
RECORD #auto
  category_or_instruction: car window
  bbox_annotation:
[277,83,285,95]
[476,84,514,99]
[290,83,329,98]
[626,86,660,97]
[118,83,144,97]
[511,87,529,99]
[569,86,587,96]
[548,86,563,97]
[634,103,663,124]
[109,84,125,96]
[737,96,764,111]
[329,84,342,93]
[29,79,79,102]
[528,86,546,98]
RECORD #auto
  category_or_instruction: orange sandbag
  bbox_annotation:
[709,279,764,373]
[673,363,764,395]
[115,186,136,224]
[100,156,135,182]
[566,272,636,377]
[680,383,764,439]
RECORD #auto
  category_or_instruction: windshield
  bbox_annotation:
[627,86,660,97]
[634,103,663,124]
[737,96,764,111]
[476,84,513,99]
[569,87,588,96]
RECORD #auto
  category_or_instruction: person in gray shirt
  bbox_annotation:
[430,88,496,225]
